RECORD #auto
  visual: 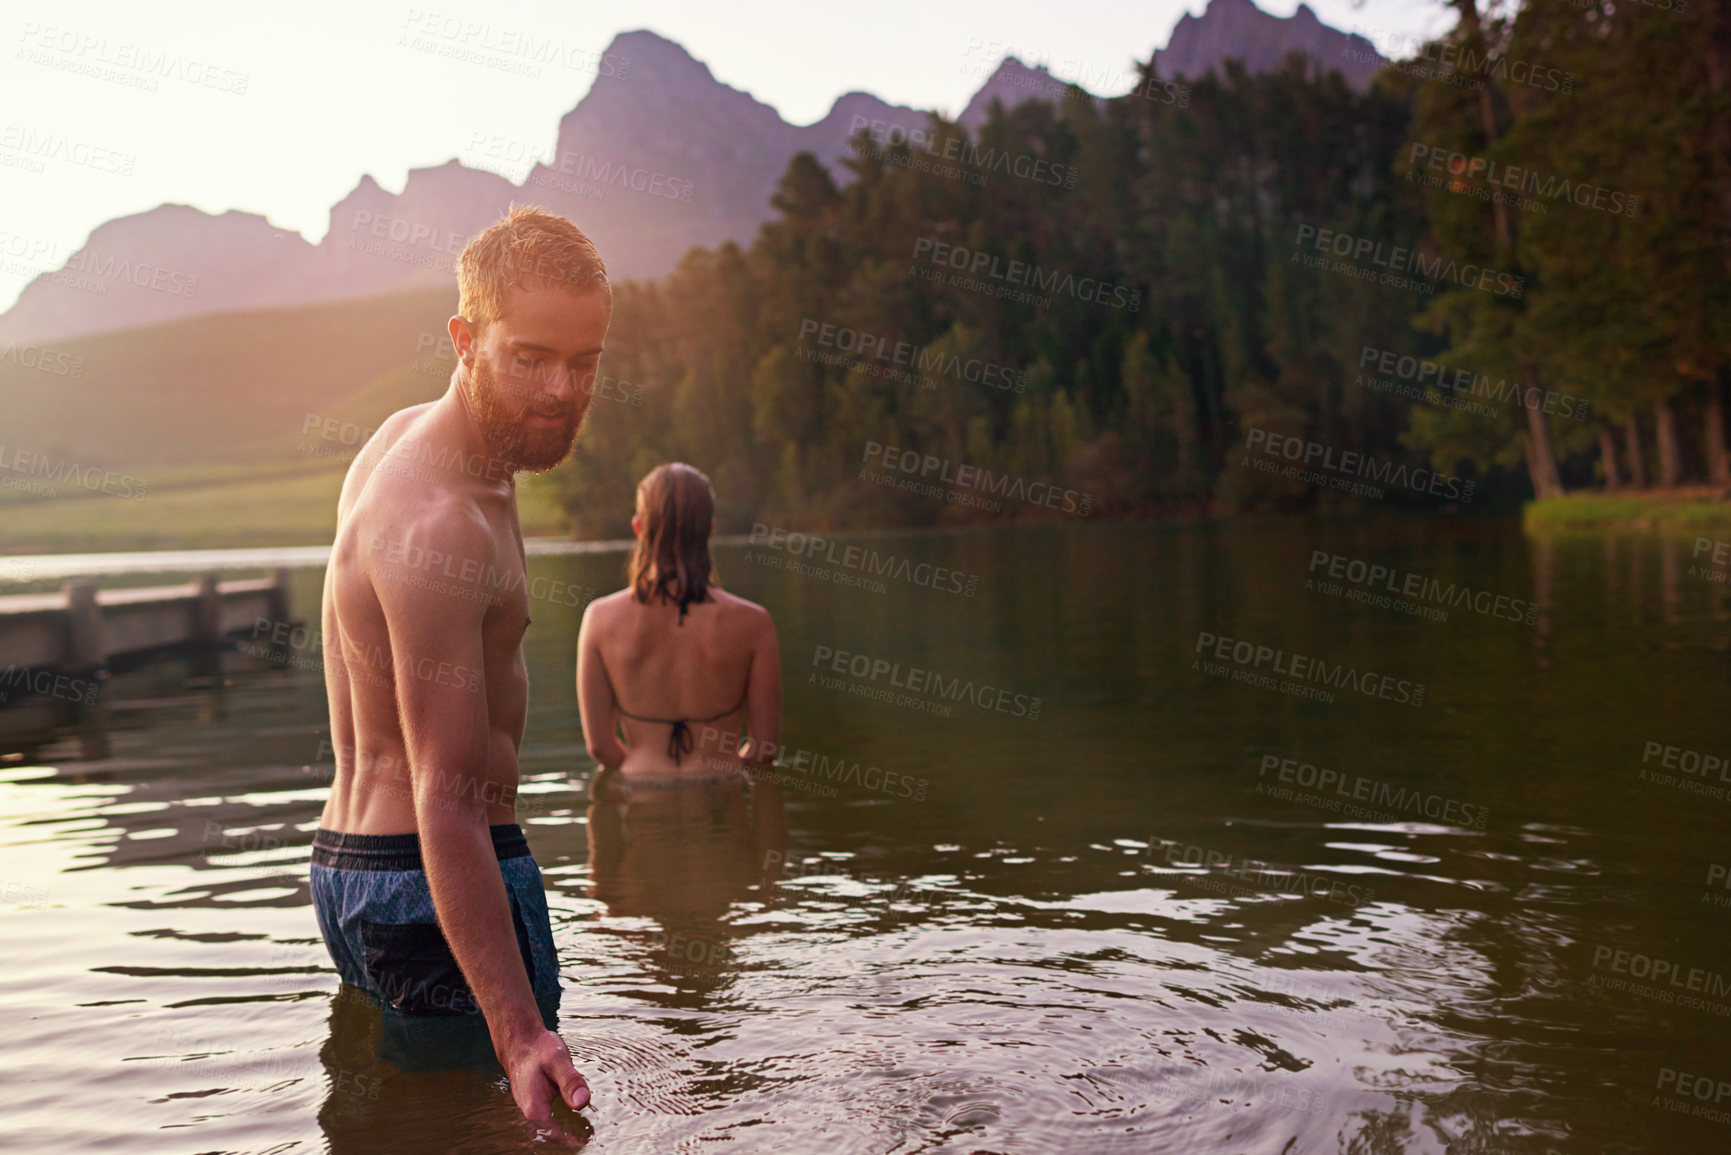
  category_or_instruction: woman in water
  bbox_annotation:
[576,462,782,788]
[576,463,788,959]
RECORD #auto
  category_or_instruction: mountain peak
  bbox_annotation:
[1,11,1386,346]
[599,28,713,85]
[1160,0,1384,88]
[959,56,1100,130]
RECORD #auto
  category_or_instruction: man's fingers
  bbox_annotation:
[514,1066,558,1123]
[553,1054,593,1112]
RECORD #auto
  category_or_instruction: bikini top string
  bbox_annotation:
[613,686,749,766]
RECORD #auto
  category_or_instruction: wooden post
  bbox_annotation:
[267,567,292,628]
[191,574,223,694]
[265,568,295,664]
[65,581,111,758]
[194,574,221,645]
[64,581,105,671]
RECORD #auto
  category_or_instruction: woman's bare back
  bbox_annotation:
[577,587,781,778]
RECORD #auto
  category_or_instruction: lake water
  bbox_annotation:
[2,518,1729,1153]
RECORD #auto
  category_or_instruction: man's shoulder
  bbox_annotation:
[353,403,437,458]
[340,484,502,594]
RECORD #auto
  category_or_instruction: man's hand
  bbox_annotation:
[502,1024,593,1119]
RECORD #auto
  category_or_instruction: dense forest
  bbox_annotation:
[548,0,1731,536]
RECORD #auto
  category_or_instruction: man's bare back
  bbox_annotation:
[319,400,532,834]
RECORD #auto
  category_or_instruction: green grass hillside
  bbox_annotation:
[0,454,572,553]
[0,285,457,472]
[1524,488,1731,532]
[0,287,588,553]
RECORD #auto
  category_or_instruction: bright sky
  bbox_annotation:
[0,0,1455,312]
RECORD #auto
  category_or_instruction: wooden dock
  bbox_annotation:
[0,569,297,757]
[0,569,294,672]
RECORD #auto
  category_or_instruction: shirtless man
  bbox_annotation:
[311,205,607,1126]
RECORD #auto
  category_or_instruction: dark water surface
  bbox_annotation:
[3,519,1729,1153]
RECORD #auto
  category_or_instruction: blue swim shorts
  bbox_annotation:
[310,823,562,1018]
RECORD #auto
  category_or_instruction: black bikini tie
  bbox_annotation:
[614,689,748,766]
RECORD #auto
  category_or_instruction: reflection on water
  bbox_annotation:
[2,520,1730,1153]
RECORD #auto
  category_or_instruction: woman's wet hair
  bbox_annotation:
[628,463,717,623]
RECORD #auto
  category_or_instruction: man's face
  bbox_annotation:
[459,278,612,472]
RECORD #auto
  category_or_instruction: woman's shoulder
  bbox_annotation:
[582,588,636,623]
[708,587,771,621]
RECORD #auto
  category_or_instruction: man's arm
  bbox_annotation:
[576,600,627,768]
[376,505,589,1120]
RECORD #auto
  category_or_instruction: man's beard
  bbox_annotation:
[465,357,587,473]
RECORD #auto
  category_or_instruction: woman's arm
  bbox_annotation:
[739,606,782,765]
[576,601,628,769]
